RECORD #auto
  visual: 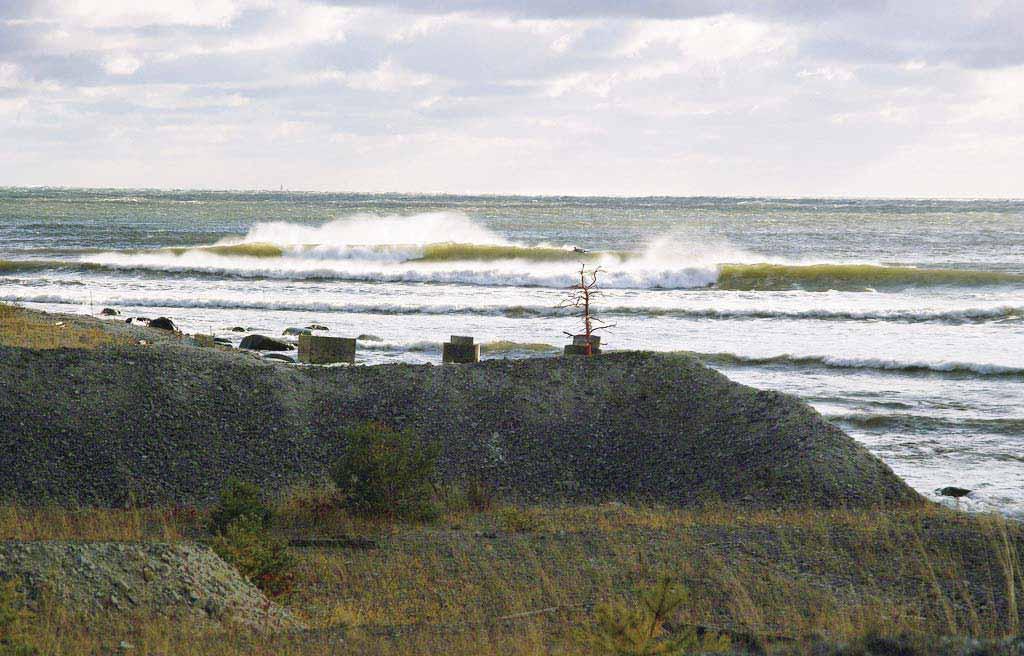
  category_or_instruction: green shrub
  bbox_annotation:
[208,479,273,536]
[0,578,36,656]
[211,515,296,598]
[581,577,730,655]
[332,421,440,521]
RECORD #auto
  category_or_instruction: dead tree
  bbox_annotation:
[558,264,615,356]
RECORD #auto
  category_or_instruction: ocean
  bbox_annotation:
[1,188,1021,516]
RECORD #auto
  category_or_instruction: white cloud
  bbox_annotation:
[103,53,141,75]
[615,15,795,64]
[388,14,452,42]
[58,0,247,28]
[901,60,928,72]
[539,60,682,98]
[797,66,855,82]
[0,62,20,88]
[222,4,352,53]
[310,61,436,92]
[1,1,1022,196]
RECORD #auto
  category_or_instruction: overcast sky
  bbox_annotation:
[1,1,1022,196]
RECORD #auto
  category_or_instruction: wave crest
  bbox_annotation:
[719,263,1024,291]
[698,351,1024,377]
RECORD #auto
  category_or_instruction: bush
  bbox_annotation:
[208,479,273,536]
[332,422,440,521]
[581,577,730,655]
[0,578,36,656]
[211,515,296,598]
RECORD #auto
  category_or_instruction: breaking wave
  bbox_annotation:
[414,243,611,263]
[166,243,285,258]
[697,352,1024,377]
[828,413,1024,436]
[4,213,1023,291]
[717,263,1024,291]
[10,256,1021,292]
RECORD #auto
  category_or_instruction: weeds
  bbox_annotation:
[0,579,35,656]
[495,506,545,533]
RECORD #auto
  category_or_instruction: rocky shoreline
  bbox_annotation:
[0,308,921,508]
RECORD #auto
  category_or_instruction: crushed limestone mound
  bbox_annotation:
[0,541,301,630]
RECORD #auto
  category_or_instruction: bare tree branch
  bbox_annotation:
[556,263,614,356]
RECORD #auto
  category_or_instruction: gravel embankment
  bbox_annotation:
[0,314,922,507]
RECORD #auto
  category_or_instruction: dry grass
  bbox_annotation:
[0,302,129,349]
[4,495,1023,655]
[0,504,191,541]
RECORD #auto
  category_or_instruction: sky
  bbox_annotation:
[0,1,1022,197]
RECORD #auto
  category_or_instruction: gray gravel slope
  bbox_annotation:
[0,340,921,508]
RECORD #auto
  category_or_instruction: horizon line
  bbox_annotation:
[1,184,1022,203]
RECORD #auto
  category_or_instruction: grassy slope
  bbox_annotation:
[4,499,1023,655]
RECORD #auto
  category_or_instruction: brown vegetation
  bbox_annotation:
[2,495,1021,655]
[0,303,130,350]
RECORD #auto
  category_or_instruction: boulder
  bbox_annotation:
[148,317,177,331]
[306,324,329,331]
[229,327,246,333]
[262,353,296,363]
[282,327,312,336]
[100,308,120,316]
[357,334,383,342]
[239,335,294,351]
[936,486,972,498]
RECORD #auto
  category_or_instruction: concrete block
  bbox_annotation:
[298,334,356,364]
[450,335,475,346]
[443,342,481,364]
[571,334,601,348]
[564,344,602,356]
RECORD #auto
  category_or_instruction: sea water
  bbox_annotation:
[1,188,1021,516]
